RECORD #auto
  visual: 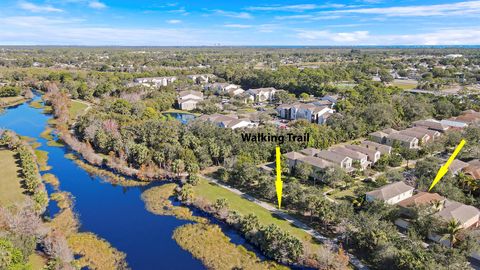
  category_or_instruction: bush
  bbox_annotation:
[0,86,21,97]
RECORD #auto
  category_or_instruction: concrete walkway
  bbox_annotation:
[201,175,370,270]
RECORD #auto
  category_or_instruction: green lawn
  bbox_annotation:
[194,178,322,250]
[392,80,417,90]
[0,149,26,207]
[69,100,89,118]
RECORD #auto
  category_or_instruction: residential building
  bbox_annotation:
[397,192,445,209]
[330,146,370,170]
[447,110,480,125]
[385,133,419,149]
[246,87,277,102]
[440,119,468,129]
[464,159,480,179]
[177,90,204,111]
[394,192,446,230]
[345,144,381,164]
[398,129,431,145]
[300,147,321,156]
[187,74,216,84]
[320,95,339,108]
[197,114,256,129]
[413,119,450,133]
[435,200,480,229]
[369,130,389,144]
[277,102,334,124]
[134,76,177,87]
[366,182,414,205]
[315,150,353,171]
[361,140,392,155]
[297,156,333,175]
[205,83,243,96]
[178,99,200,111]
[408,127,441,141]
[284,151,306,169]
[450,159,470,176]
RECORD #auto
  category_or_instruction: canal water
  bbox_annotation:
[0,96,205,270]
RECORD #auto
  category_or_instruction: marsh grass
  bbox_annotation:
[67,154,149,187]
[50,192,72,210]
[29,100,44,109]
[43,173,60,189]
[49,208,79,238]
[141,183,207,223]
[68,232,128,270]
[34,149,51,171]
[173,223,287,270]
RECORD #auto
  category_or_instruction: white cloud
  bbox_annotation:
[168,8,189,15]
[297,30,370,43]
[166,19,182,24]
[275,14,314,20]
[295,28,480,45]
[19,1,63,12]
[247,4,320,12]
[88,1,107,9]
[275,14,341,20]
[0,16,82,27]
[224,24,253,29]
[212,10,253,19]
[326,1,480,17]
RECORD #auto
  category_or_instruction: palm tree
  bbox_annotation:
[441,219,463,248]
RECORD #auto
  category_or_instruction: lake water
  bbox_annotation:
[163,112,196,124]
[0,96,205,270]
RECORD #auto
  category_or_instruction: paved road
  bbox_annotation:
[201,175,370,270]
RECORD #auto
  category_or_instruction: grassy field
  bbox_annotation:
[193,178,322,250]
[28,253,46,269]
[0,150,26,207]
[69,100,89,119]
[0,96,27,107]
[392,80,417,90]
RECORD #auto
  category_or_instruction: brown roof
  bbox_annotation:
[399,129,430,141]
[397,192,445,208]
[413,119,449,132]
[465,160,480,179]
[366,182,414,201]
[449,110,480,124]
[408,127,440,138]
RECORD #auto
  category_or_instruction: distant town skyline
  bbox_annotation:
[0,0,479,46]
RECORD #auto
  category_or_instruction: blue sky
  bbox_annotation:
[0,0,479,45]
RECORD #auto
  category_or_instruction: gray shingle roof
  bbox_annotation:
[366,182,414,201]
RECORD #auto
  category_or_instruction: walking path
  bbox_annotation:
[201,175,370,270]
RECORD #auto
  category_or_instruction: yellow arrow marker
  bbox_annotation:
[275,146,283,209]
[429,139,466,192]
